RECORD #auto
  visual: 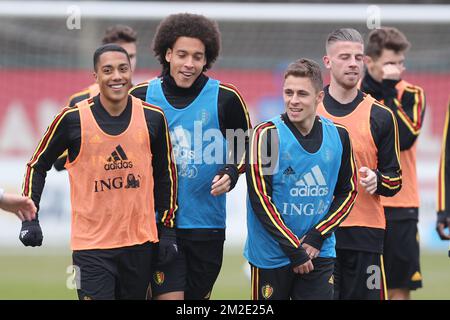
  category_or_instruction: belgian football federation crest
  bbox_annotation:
[261,284,273,299]
[154,271,165,286]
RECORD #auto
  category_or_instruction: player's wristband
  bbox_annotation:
[0,188,4,202]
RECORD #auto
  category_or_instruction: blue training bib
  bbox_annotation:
[245,115,342,268]
[146,78,227,228]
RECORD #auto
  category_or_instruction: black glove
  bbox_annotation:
[157,225,178,266]
[436,211,450,240]
[20,219,43,247]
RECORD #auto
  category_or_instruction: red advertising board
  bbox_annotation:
[0,69,448,155]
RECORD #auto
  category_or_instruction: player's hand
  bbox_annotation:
[292,259,314,275]
[211,174,231,196]
[301,243,320,260]
[382,64,404,81]
[359,167,377,195]
[19,219,43,247]
[436,212,450,240]
[0,193,36,221]
[157,226,178,266]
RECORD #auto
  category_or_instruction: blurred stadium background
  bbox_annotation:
[0,0,449,299]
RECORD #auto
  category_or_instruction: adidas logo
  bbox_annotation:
[107,145,128,162]
[290,165,329,197]
[411,271,422,282]
[104,145,133,171]
[283,166,296,175]
[20,230,28,238]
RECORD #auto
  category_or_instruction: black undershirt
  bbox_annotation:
[281,113,323,153]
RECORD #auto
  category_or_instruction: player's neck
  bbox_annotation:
[99,94,129,116]
[366,70,382,84]
[293,116,315,136]
[328,82,358,105]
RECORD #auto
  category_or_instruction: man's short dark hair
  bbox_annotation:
[152,13,221,72]
[365,27,411,59]
[284,58,323,93]
[93,44,130,70]
[102,25,137,45]
[326,28,364,53]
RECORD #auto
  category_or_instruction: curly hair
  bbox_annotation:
[152,13,221,72]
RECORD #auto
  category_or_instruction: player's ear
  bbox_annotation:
[364,55,373,66]
[316,90,325,104]
[93,71,98,83]
[323,55,331,70]
[165,48,173,63]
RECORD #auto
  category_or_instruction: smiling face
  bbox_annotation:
[165,36,207,88]
[94,51,131,107]
[283,75,324,134]
[323,40,364,90]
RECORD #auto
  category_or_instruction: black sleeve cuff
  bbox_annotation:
[218,164,239,191]
[374,169,382,194]
[303,229,325,250]
[22,214,40,226]
[437,211,450,223]
[280,243,310,267]
[157,223,177,238]
[53,156,67,172]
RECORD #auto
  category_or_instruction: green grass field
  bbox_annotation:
[0,246,448,300]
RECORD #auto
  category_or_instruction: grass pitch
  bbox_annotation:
[0,246,448,300]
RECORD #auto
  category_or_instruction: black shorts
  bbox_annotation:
[150,243,186,297]
[250,258,335,300]
[384,208,422,290]
[151,237,224,300]
[334,249,387,300]
[72,242,155,300]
